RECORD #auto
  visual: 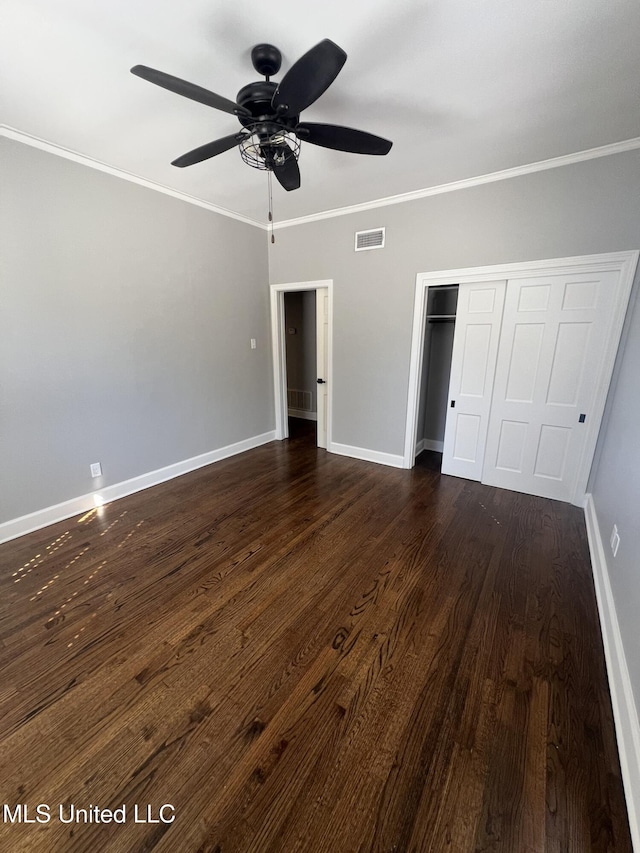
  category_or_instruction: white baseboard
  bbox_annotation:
[584,493,640,851]
[415,438,444,456]
[0,431,276,545]
[329,442,405,469]
[288,409,318,421]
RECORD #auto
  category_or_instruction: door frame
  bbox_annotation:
[270,279,334,443]
[403,251,639,504]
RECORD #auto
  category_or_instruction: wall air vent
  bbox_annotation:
[287,389,312,412]
[355,228,385,251]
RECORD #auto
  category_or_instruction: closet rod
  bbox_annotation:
[427,316,456,323]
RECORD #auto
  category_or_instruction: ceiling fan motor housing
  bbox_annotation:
[236,81,299,131]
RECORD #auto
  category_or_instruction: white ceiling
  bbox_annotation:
[2,0,639,225]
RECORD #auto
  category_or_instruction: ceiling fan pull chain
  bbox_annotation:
[268,170,275,244]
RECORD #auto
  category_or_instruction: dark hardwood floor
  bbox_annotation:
[0,421,631,852]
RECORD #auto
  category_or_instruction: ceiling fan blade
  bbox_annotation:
[171,133,247,168]
[272,39,347,117]
[131,65,250,117]
[296,122,392,155]
[271,148,301,191]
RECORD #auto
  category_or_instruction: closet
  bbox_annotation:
[417,285,458,455]
[410,253,637,505]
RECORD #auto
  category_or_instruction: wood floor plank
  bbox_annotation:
[0,426,632,852]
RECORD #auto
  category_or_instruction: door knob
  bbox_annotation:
[317,378,326,384]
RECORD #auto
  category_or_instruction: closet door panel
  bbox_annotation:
[482,270,620,501]
[459,325,492,396]
[495,420,528,472]
[453,413,482,462]
[441,280,506,481]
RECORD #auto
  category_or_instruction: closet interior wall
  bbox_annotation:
[417,285,459,454]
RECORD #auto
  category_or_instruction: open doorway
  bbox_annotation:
[270,279,333,450]
[284,290,318,442]
[414,285,458,472]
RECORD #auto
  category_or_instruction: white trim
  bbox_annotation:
[329,442,404,469]
[288,409,318,421]
[274,138,640,229]
[415,438,444,456]
[411,251,640,288]
[0,431,275,544]
[584,494,640,851]
[403,252,640,502]
[404,277,438,469]
[0,125,265,230]
[270,280,333,445]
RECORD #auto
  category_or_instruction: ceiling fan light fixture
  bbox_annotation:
[238,129,301,171]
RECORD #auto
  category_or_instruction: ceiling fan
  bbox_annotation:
[131,39,392,192]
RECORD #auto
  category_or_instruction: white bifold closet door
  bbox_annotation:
[441,281,506,480]
[482,270,620,502]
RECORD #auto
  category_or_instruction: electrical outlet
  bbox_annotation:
[250,338,257,349]
[90,462,102,478]
[610,524,620,557]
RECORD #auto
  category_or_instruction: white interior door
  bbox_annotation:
[316,287,328,449]
[482,270,621,501]
[441,280,506,480]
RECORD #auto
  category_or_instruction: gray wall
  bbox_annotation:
[0,137,272,523]
[284,290,317,413]
[421,320,456,445]
[590,272,640,716]
[268,149,640,457]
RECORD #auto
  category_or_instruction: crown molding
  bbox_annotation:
[273,137,640,229]
[4,125,639,234]
[0,125,266,230]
